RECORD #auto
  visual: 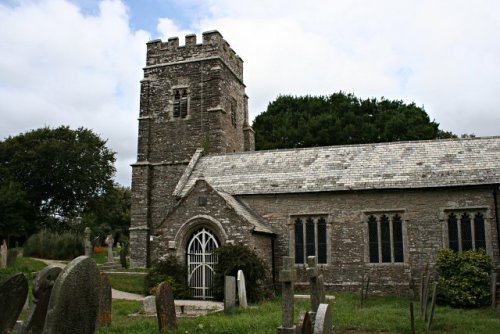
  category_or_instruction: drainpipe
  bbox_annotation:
[494,185,500,263]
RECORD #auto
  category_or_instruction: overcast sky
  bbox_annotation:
[1,0,499,187]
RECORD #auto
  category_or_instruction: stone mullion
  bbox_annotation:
[377,216,382,263]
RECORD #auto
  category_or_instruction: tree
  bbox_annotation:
[81,184,131,240]
[0,181,35,242]
[252,92,456,150]
[0,126,116,230]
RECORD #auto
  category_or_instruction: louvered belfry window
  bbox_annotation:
[173,89,188,118]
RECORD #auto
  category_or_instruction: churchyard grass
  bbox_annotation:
[0,255,46,282]
[107,272,145,295]
[95,294,499,334]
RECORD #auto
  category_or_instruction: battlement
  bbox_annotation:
[145,30,243,81]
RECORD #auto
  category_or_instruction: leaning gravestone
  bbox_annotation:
[96,273,112,326]
[224,276,236,314]
[237,269,248,308]
[156,281,177,332]
[20,265,62,334]
[296,310,313,334]
[313,303,333,334]
[0,272,29,334]
[43,256,100,334]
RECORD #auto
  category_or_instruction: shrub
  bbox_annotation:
[144,255,190,299]
[23,229,83,260]
[436,248,493,308]
[213,243,271,303]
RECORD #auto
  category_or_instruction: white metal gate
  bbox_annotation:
[187,228,219,299]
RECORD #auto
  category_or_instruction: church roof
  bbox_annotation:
[176,137,500,196]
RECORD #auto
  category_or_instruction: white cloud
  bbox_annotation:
[0,0,150,186]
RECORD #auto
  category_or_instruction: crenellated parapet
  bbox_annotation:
[145,30,244,81]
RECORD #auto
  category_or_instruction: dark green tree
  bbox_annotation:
[81,184,131,240]
[0,181,35,242]
[0,126,116,231]
[253,92,456,150]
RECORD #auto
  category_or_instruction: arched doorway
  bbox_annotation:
[186,227,219,299]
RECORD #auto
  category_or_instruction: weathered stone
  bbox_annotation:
[119,243,128,268]
[313,303,333,334]
[43,256,100,334]
[105,234,114,263]
[20,265,62,334]
[307,256,325,313]
[237,269,248,308]
[224,276,236,314]
[277,257,296,334]
[142,295,157,314]
[84,227,92,257]
[0,272,28,334]
[0,239,7,269]
[296,310,313,334]
[7,248,18,267]
[426,281,438,331]
[97,273,112,326]
[156,281,177,331]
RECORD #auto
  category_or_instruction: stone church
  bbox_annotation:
[130,30,500,298]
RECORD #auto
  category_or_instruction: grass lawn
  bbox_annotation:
[107,273,146,295]
[95,294,499,334]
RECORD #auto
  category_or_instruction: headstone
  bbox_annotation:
[142,295,157,314]
[96,273,112,326]
[224,276,236,314]
[0,239,7,269]
[307,256,325,314]
[84,227,92,257]
[21,265,62,334]
[296,310,313,334]
[7,248,18,267]
[313,303,333,334]
[277,256,296,334]
[0,272,29,334]
[237,269,248,308]
[156,281,177,331]
[119,242,128,268]
[105,234,114,263]
[43,256,100,334]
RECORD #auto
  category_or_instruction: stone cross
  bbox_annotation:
[0,239,7,269]
[313,303,333,334]
[156,281,177,332]
[43,256,101,334]
[96,273,112,327]
[307,256,325,314]
[237,269,248,308]
[83,227,92,256]
[224,276,236,314]
[0,272,28,334]
[277,256,296,334]
[105,234,114,263]
[20,265,62,334]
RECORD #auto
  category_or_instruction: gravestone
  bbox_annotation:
[156,281,177,331]
[97,273,112,326]
[0,239,7,269]
[43,256,100,334]
[20,265,62,334]
[84,227,92,256]
[105,234,114,263]
[119,242,128,268]
[7,248,18,267]
[277,256,296,334]
[313,303,333,334]
[0,272,29,334]
[142,295,157,314]
[237,269,248,308]
[296,310,313,334]
[307,256,324,314]
[224,276,236,314]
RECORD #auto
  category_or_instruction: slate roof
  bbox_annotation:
[176,137,500,197]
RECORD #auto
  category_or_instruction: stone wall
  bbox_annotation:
[240,186,500,294]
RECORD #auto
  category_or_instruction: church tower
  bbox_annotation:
[130,31,255,267]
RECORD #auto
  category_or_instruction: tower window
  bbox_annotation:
[173,89,188,118]
[230,99,237,127]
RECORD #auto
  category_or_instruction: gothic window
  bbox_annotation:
[294,216,327,264]
[447,211,486,252]
[230,99,237,127]
[173,89,188,118]
[367,213,405,264]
